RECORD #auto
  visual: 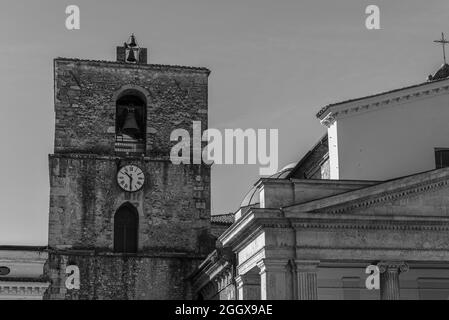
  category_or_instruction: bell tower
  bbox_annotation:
[45,35,214,300]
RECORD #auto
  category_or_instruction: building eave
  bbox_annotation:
[316,77,449,121]
[283,167,449,215]
[218,208,284,249]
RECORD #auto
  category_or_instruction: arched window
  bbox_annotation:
[115,91,147,155]
[114,203,139,253]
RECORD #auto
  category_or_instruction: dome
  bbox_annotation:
[240,185,260,208]
[271,162,296,178]
[238,162,296,208]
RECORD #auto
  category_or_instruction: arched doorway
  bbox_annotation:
[114,203,139,253]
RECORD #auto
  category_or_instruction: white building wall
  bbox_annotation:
[328,121,339,180]
[330,91,449,181]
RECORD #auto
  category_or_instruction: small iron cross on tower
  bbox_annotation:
[434,32,449,64]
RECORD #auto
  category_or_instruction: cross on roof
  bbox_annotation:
[434,32,449,65]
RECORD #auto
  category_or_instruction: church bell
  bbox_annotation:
[129,34,137,47]
[126,48,137,63]
[122,108,140,137]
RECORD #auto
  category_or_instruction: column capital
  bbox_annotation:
[378,261,408,300]
[294,260,320,272]
[257,259,288,274]
[236,272,261,300]
[257,259,291,300]
[377,261,409,274]
[235,273,260,288]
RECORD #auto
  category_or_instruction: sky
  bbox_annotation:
[0,0,448,245]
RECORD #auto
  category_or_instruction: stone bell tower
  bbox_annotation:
[45,35,214,300]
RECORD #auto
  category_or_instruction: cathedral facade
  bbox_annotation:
[191,63,449,300]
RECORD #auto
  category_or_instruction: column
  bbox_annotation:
[295,260,319,300]
[235,272,261,300]
[378,261,409,300]
[257,259,291,300]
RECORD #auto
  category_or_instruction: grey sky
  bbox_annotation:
[0,0,448,245]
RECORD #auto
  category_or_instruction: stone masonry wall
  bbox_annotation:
[44,252,203,300]
[47,57,213,299]
[54,58,209,158]
[48,155,213,253]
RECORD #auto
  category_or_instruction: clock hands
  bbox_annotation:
[123,171,134,191]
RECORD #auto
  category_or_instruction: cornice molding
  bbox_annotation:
[320,113,336,128]
[55,57,211,74]
[0,281,50,298]
[194,262,234,298]
[292,220,449,232]
[320,176,449,215]
[319,81,449,125]
[190,248,235,293]
[219,208,278,248]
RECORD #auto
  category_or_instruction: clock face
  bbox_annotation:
[117,165,145,192]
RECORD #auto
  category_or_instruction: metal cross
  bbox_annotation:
[434,32,449,64]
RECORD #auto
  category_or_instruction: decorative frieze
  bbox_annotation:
[0,281,50,300]
[293,220,449,232]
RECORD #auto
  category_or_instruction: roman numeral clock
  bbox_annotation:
[117,164,145,192]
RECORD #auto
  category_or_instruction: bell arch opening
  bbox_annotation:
[113,203,139,253]
[115,90,147,155]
